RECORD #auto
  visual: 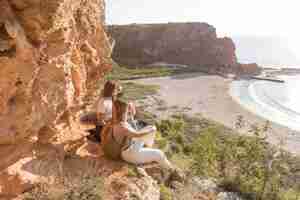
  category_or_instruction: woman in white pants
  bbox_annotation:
[112,100,173,170]
[91,80,136,142]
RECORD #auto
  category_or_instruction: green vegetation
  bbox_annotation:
[191,126,298,200]
[149,114,300,200]
[160,184,173,200]
[127,165,139,177]
[105,61,205,81]
[120,82,160,101]
[106,62,174,80]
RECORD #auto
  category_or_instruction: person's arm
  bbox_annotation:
[121,123,156,138]
[96,97,106,125]
[128,102,136,117]
[96,113,106,125]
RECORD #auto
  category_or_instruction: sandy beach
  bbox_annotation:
[134,73,300,154]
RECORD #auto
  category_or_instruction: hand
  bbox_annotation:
[128,102,136,116]
[153,126,157,131]
[96,119,105,125]
[96,112,103,121]
[149,125,157,132]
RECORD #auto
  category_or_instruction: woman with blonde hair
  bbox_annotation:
[82,80,137,142]
[96,80,137,124]
[106,100,174,170]
[96,80,119,124]
[80,80,120,142]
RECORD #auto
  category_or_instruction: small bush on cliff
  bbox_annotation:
[160,184,173,200]
[126,165,139,177]
[156,117,186,156]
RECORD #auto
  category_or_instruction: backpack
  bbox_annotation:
[101,123,127,160]
[86,125,103,143]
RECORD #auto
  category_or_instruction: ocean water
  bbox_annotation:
[230,75,300,131]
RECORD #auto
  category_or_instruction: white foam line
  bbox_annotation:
[229,80,300,132]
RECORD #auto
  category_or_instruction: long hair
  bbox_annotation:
[112,100,127,124]
[102,80,118,98]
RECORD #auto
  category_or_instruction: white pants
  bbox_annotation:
[121,140,172,169]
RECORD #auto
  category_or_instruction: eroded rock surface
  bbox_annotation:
[108,23,260,75]
[0,0,111,197]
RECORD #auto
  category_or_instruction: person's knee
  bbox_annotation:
[152,125,157,132]
[153,150,172,168]
[155,150,167,160]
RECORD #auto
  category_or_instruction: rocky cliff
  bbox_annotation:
[108,23,260,75]
[0,0,112,197]
[0,1,257,198]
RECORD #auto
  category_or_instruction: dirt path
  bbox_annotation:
[134,73,300,154]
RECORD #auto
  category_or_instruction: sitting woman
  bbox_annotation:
[82,80,146,143]
[80,80,118,142]
[112,100,174,171]
[95,80,119,125]
[94,81,138,139]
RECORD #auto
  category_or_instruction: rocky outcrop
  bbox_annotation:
[0,0,111,197]
[14,142,160,200]
[107,23,260,75]
[238,63,260,75]
[105,167,160,200]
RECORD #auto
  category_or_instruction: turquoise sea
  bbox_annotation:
[230,73,300,132]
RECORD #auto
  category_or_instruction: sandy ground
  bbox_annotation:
[134,73,300,154]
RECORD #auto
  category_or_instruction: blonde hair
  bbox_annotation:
[112,100,128,123]
[103,80,119,97]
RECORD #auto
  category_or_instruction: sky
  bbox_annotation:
[106,0,300,55]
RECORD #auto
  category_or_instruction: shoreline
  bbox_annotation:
[133,72,300,154]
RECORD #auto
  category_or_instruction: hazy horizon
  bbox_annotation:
[232,36,300,67]
[106,0,300,64]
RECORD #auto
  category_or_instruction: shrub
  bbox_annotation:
[160,184,173,200]
[191,126,222,177]
[155,131,169,149]
[156,117,185,140]
[156,117,186,156]
[191,122,300,200]
[127,165,139,177]
[155,114,300,200]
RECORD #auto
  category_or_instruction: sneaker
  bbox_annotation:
[169,168,185,183]
[161,168,172,184]
[162,167,185,186]
[86,128,101,143]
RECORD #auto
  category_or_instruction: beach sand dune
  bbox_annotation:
[134,73,300,154]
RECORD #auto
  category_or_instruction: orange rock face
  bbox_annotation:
[0,0,111,197]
